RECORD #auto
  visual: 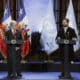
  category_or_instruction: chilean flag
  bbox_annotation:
[17,0,28,25]
[2,1,12,30]
[0,1,12,59]
[17,0,30,57]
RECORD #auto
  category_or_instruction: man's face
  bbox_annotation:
[11,23,16,30]
[62,19,68,27]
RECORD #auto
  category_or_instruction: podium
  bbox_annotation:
[4,40,23,45]
[56,39,76,79]
[4,40,23,77]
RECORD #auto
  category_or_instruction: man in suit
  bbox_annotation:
[6,21,22,78]
[56,18,77,77]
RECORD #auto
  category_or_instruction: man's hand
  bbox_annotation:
[56,37,61,43]
[72,38,77,41]
[57,37,61,40]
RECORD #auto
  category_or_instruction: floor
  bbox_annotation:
[0,72,80,80]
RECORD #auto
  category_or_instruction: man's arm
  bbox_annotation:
[56,29,61,40]
[72,29,77,41]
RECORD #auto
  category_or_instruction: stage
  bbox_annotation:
[0,61,80,80]
[0,61,80,72]
[0,72,80,80]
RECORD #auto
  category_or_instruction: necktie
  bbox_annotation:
[13,30,16,39]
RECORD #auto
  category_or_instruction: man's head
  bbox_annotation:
[10,20,17,30]
[62,18,69,27]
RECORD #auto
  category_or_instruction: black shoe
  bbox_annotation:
[17,73,22,78]
[59,75,64,78]
[7,74,13,79]
[11,75,17,78]
[59,74,72,79]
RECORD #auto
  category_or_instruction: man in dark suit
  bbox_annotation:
[56,18,77,76]
[56,18,77,61]
[6,21,22,78]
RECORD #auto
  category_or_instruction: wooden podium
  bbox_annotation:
[56,39,76,79]
[4,40,23,77]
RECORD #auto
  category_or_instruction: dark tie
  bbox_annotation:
[13,30,16,39]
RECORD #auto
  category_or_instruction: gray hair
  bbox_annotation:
[10,20,16,27]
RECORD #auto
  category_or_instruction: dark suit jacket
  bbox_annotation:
[56,27,77,60]
[6,29,22,40]
[6,29,22,61]
[56,27,77,40]
[6,29,22,47]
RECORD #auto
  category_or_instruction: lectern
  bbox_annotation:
[4,40,23,77]
[56,39,76,79]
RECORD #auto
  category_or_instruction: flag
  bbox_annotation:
[2,0,11,29]
[17,0,28,26]
[1,1,11,58]
[66,0,79,51]
[41,0,58,54]
[0,27,7,59]
[17,0,30,36]
[17,0,30,57]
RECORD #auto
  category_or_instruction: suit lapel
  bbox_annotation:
[62,27,69,39]
[10,29,16,39]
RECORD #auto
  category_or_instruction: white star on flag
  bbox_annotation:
[2,1,12,30]
[19,8,23,15]
[4,8,7,15]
